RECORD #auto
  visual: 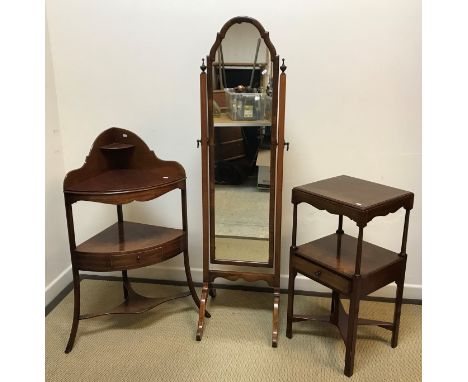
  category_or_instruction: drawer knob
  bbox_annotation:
[137,255,141,262]
[314,270,321,277]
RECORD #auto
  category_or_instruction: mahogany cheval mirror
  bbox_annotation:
[197,16,288,347]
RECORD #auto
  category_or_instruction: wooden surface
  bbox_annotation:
[294,175,413,210]
[66,169,183,194]
[293,175,414,225]
[295,233,402,278]
[75,221,182,254]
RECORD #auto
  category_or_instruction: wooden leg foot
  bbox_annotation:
[272,288,280,347]
[344,292,360,377]
[286,267,297,339]
[184,251,210,318]
[196,283,209,341]
[65,269,80,353]
[208,283,216,298]
[391,278,405,348]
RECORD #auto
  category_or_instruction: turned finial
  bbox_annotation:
[200,58,207,72]
[280,58,287,73]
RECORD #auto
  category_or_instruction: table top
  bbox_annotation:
[65,168,184,194]
[292,175,413,225]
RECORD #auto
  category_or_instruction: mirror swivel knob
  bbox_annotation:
[200,58,207,72]
[280,58,287,73]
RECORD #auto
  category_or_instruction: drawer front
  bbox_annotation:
[74,253,112,271]
[292,255,351,294]
[110,246,164,270]
[74,237,185,272]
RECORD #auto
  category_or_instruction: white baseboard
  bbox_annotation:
[81,265,422,300]
[45,265,73,306]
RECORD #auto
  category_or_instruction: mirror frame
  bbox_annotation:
[206,16,280,267]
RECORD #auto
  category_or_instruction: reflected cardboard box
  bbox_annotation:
[256,149,270,190]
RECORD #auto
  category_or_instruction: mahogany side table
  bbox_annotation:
[63,127,209,353]
[286,175,414,377]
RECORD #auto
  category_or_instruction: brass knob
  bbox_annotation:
[314,270,321,277]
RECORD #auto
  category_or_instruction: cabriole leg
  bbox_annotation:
[196,282,210,341]
[272,288,280,347]
[65,268,80,353]
[183,250,210,318]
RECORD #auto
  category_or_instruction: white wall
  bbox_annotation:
[45,0,421,300]
[45,24,72,305]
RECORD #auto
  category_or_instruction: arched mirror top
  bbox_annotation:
[208,16,277,60]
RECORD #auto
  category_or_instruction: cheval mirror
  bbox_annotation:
[197,16,287,347]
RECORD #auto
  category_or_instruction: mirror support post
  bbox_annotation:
[200,59,209,283]
[197,59,210,341]
[272,59,287,348]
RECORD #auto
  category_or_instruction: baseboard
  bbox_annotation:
[46,265,421,315]
[80,264,422,300]
[45,265,73,306]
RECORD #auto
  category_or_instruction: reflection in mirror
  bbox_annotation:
[212,22,272,264]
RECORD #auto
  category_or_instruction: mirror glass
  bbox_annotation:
[212,22,273,264]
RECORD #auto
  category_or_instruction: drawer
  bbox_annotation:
[74,236,185,272]
[110,247,164,270]
[292,254,351,294]
[74,252,111,271]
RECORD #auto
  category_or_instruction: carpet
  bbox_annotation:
[46,279,421,381]
[215,236,269,263]
[215,184,269,239]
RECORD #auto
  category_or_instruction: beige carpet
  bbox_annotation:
[215,236,269,263]
[215,184,269,238]
[46,279,421,381]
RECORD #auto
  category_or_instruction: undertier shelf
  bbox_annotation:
[295,233,402,278]
[74,222,185,271]
[76,221,183,255]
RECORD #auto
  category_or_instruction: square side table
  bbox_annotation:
[286,175,414,377]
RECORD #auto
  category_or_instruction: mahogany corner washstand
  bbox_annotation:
[286,175,414,377]
[63,127,208,353]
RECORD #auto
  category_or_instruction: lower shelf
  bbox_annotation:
[74,221,185,271]
[288,296,393,344]
[79,281,191,320]
[294,233,403,278]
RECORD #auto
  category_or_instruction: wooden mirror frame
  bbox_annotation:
[197,16,287,347]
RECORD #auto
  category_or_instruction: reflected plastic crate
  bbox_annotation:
[225,89,271,121]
